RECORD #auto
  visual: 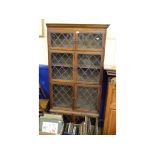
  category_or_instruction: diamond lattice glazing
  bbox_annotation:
[78,33,102,49]
[78,54,101,68]
[53,84,73,108]
[52,66,72,80]
[77,68,100,82]
[77,87,98,111]
[51,33,73,48]
[52,53,73,66]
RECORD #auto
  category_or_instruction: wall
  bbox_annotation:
[39,19,116,70]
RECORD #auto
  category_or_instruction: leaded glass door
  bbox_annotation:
[75,85,100,112]
[75,52,103,84]
[76,30,105,51]
[49,51,74,82]
[48,30,75,50]
[51,82,74,109]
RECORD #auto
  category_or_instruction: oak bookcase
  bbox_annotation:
[47,24,109,118]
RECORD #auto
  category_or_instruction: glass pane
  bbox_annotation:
[78,33,102,49]
[53,84,73,108]
[78,54,101,68]
[52,66,72,80]
[77,87,98,111]
[50,32,73,48]
[77,68,100,82]
[52,53,73,67]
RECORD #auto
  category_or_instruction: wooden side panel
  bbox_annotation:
[107,109,116,135]
[103,76,116,135]
[103,82,112,134]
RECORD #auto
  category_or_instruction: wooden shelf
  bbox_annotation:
[50,109,99,118]
[52,65,100,69]
[78,66,100,69]
[52,64,73,67]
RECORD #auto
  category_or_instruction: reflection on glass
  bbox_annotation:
[78,33,102,49]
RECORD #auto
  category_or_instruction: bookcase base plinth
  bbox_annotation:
[49,108,99,118]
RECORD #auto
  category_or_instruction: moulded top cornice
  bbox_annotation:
[46,23,110,29]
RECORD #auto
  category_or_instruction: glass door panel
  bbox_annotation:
[78,54,101,68]
[52,84,73,108]
[50,32,74,49]
[77,54,101,83]
[76,86,98,111]
[51,53,73,81]
[77,33,103,50]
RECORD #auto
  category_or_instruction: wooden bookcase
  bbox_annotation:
[47,24,109,118]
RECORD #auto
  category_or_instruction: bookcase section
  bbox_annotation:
[47,24,109,117]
